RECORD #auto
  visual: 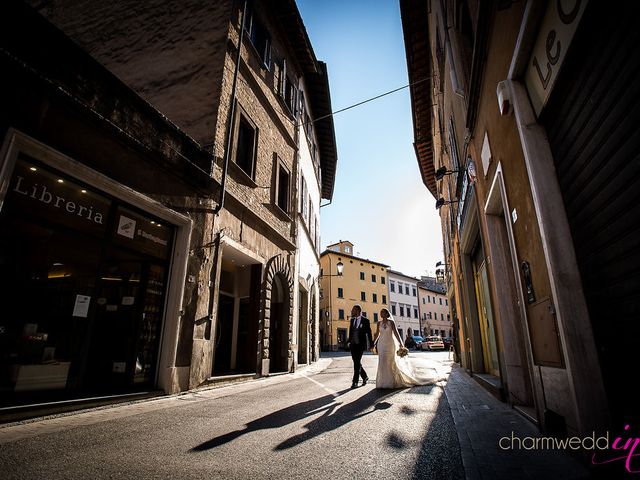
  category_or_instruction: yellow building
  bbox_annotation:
[319,241,389,350]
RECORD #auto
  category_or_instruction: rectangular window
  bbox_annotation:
[381,276,386,284]
[445,299,448,306]
[412,287,417,297]
[382,295,387,304]
[405,285,410,295]
[300,176,307,222]
[372,293,378,303]
[439,297,443,305]
[397,282,402,294]
[441,313,444,321]
[363,312,368,318]
[422,298,425,304]
[373,312,379,322]
[371,274,376,283]
[285,76,298,116]
[400,306,405,317]
[414,329,419,336]
[276,162,290,213]
[361,291,366,301]
[414,308,418,318]
[390,282,395,293]
[245,7,271,68]
[338,309,344,320]
[234,111,257,178]
[427,295,431,303]
[447,314,450,322]
[338,288,343,298]
[360,272,365,280]
[391,304,397,316]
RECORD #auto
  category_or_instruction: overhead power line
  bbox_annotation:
[299,76,432,128]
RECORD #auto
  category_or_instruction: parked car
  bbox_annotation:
[411,336,424,349]
[442,336,453,349]
[420,336,445,351]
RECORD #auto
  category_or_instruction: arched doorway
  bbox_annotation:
[262,255,294,375]
[269,273,290,373]
[310,289,317,362]
[297,287,309,365]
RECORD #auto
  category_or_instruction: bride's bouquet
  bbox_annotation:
[397,346,409,357]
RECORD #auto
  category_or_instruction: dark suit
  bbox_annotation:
[348,315,373,385]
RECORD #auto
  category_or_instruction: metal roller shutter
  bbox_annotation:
[541,1,640,424]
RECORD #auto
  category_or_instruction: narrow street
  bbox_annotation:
[0,352,462,480]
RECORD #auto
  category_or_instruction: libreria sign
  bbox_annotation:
[11,175,104,224]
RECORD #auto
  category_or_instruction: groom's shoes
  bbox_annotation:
[351,382,359,389]
[361,376,369,386]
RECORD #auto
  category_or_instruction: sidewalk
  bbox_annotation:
[444,365,590,479]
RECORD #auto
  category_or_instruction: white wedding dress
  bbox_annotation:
[376,321,422,389]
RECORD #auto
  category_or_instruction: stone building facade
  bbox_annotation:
[401,0,639,437]
[0,0,336,414]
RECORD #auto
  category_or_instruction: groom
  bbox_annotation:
[348,304,373,388]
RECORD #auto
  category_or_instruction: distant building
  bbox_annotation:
[417,277,450,338]
[387,270,421,341]
[319,241,388,350]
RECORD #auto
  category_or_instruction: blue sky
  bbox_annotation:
[297,0,443,278]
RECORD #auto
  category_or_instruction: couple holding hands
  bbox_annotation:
[347,304,426,389]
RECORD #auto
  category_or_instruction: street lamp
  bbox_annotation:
[435,197,460,209]
[435,260,450,284]
[435,166,464,181]
[322,261,343,277]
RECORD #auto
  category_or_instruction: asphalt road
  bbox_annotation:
[0,350,464,480]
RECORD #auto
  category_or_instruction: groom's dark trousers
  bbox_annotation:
[348,316,372,385]
[350,343,367,385]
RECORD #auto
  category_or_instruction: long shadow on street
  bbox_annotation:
[190,387,398,452]
[410,385,465,480]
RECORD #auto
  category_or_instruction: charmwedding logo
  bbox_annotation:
[499,425,640,474]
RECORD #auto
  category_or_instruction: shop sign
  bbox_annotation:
[114,206,172,259]
[5,157,110,236]
[525,0,589,116]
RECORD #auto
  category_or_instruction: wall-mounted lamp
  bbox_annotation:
[322,261,344,277]
[435,198,460,209]
[435,166,464,181]
[435,260,450,284]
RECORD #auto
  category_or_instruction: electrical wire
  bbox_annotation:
[299,76,432,128]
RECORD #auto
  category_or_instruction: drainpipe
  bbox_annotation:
[206,0,247,342]
[214,0,247,217]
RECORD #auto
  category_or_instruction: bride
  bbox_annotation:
[373,308,423,389]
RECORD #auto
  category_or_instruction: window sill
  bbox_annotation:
[274,203,292,222]
[229,161,258,188]
[243,32,271,72]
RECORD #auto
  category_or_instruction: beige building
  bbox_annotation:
[400,0,637,434]
[417,278,450,338]
[319,241,388,350]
